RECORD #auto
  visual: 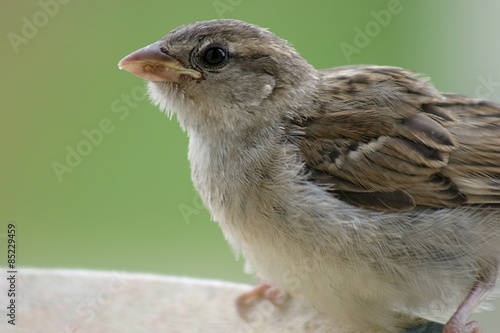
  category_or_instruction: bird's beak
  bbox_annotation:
[118,41,202,82]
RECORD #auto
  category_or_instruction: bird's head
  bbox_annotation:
[119,19,317,134]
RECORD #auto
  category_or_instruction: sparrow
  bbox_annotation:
[118,19,500,333]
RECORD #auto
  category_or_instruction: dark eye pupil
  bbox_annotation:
[204,47,227,65]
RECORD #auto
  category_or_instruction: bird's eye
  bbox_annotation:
[202,46,228,66]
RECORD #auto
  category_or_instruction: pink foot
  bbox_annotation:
[236,283,288,316]
[443,319,481,333]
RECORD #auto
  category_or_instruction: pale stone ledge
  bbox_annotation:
[0,268,446,332]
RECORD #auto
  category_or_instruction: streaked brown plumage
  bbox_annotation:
[293,65,500,212]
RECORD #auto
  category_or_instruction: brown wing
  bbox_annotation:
[292,65,500,211]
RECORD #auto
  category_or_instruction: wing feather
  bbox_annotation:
[290,66,500,211]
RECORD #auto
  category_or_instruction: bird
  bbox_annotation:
[118,19,500,332]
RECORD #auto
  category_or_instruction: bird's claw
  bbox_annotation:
[236,283,288,318]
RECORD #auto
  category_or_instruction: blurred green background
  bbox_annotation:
[1,0,500,330]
